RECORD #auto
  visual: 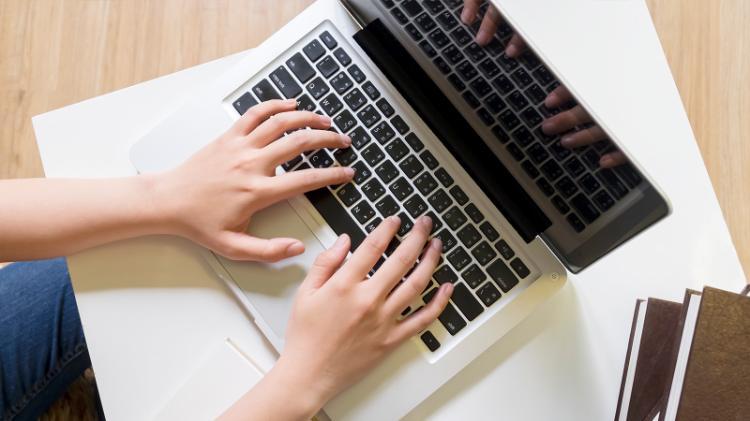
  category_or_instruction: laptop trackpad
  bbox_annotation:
[215,200,325,344]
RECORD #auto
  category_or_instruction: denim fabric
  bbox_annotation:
[0,258,92,421]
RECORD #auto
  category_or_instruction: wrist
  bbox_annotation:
[135,172,184,237]
[267,356,332,419]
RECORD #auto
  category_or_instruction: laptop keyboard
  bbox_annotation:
[383,0,644,233]
[231,27,532,353]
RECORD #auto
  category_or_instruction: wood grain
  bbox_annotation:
[1,0,748,277]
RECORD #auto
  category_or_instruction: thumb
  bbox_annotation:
[216,231,305,263]
[303,234,350,290]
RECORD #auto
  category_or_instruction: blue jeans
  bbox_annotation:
[0,258,95,420]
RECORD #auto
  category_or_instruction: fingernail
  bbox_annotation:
[476,29,490,45]
[389,215,401,225]
[560,136,573,147]
[441,282,454,296]
[419,215,432,228]
[286,98,297,105]
[545,92,558,107]
[334,234,349,249]
[505,44,518,57]
[286,241,305,255]
[319,115,332,125]
[432,238,443,250]
[343,167,355,177]
[340,134,352,146]
[600,156,613,168]
[461,8,472,23]
[542,121,554,134]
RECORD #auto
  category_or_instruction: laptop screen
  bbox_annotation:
[346,0,670,272]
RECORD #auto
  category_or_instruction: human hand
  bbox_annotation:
[267,216,452,417]
[156,99,355,262]
[461,0,526,56]
[541,86,627,168]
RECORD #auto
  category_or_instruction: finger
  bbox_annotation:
[338,215,401,282]
[303,234,350,291]
[259,167,354,208]
[559,125,607,149]
[386,238,442,316]
[505,34,526,58]
[248,111,332,148]
[216,232,305,263]
[476,6,501,45]
[262,130,351,168]
[371,215,433,297]
[600,151,628,168]
[544,86,573,109]
[461,0,482,24]
[541,105,591,135]
[232,99,298,136]
[394,283,453,342]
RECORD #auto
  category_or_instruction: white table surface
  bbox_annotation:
[32,1,747,420]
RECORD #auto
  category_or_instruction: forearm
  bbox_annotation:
[0,176,174,261]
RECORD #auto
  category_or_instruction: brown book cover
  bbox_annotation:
[672,287,750,420]
[615,298,682,421]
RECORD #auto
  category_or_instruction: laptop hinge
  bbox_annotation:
[353,19,550,243]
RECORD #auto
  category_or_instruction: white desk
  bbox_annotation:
[33,1,746,420]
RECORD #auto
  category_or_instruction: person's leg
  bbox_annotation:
[0,258,92,420]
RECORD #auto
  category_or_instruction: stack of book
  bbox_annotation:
[615,285,750,421]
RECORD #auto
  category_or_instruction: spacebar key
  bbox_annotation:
[305,188,367,250]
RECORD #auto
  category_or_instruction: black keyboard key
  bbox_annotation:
[464,203,484,223]
[362,179,386,202]
[349,127,372,149]
[351,200,376,224]
[282,155,303,171]
[463,92,480,109]
[362,143,385,166]
[404,133,425,152]
[593,190,616,212]
[423,0,445,14]
[525,84,548,104]
[444,206,468,230]
[365,217,383,233]
[448,247,471,271]
[414,172,439,195]
[471,241,497,266]
[376,98,395,118]
[352,161,372,184]
[375,195,400,217]
[494,239,515,260]
[316,56,340,78]
[449,186,469,205]
[333,147,357,166]
[391,6,409,24]
[498,109,521,131]
[333,48,352,66]
[476,282,501,306]
[296,94,316,113]
[391,116,410,135]
[420,40,438,58]
[507,90,529,111]
[484,94,507,114]
[443,45,465,65]
[447,73,466,91]
[330,72,354,94]
[567,213,586,233]
[456,61,478,81]
[415,13,437,32]
[385,138,410,162]
[438,303,466,335]
[286,53,316,83]
[336,183,362,206]
[457,223,481,248]
[270,66,303,99]
[549,142,572,162]
[511,68,533,88]
[536,177,555,197]
[491,125,510,143]
[433,264,458,285]
[479,222,499,242]
[465,42,487,62]
[371,121,396,144]
[521,160,540,179]
[563,157,586,178]
[434,168,454,187]
[362,81,381,100]
[506,143,524,161]
[347,64,366,84]
[306,77,330,100]
[518,51,541,70]
[400,155,425,179]
[525,143,549,165]
[232,92,258,115]
[579,173,601,195]
[477,108,494,126]
[397,212,414,237]
[303,40,326,62]
[404,23,423,41]
[429,29,451,49]
[252,79,282,101]
[520,107,543,127]
[451,283,484,321]
[420,331,441,352]
[428,189,453,213]
[320,31,338,49]
[435,10,458,29]
[512,127,535,148]
[478,59,501,78]
[401,0,424,16]
[376,161,400,184]
[305,188,366,250]
[389,177,414,201]
[423,287,439,304]
[463,264,487,289]
[551,195,571,214]
[555,176,578,198]
[334,110,357,133]
[404,195,429,218]
[357,105,382,128]
[540,160,564,181]
[310,149,334,168]
[510,258,530,278]
[615,164,643,189]
[343,89,367,111]
[533,66,556,86]
[597,169,629,199]
[487,259,519,292]
[570,193,601,223]
[492,74,514,95]
[582,148,601,170]
[320,93,344,116]
[497,53,519,72]
[419,150,439,170]
[435,229,458,253]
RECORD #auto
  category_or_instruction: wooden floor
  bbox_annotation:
[1,0,748,277]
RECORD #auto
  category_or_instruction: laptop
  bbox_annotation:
[129,0,671,418]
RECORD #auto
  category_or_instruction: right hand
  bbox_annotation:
[461,0,526,55]
[269,215,453,416]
